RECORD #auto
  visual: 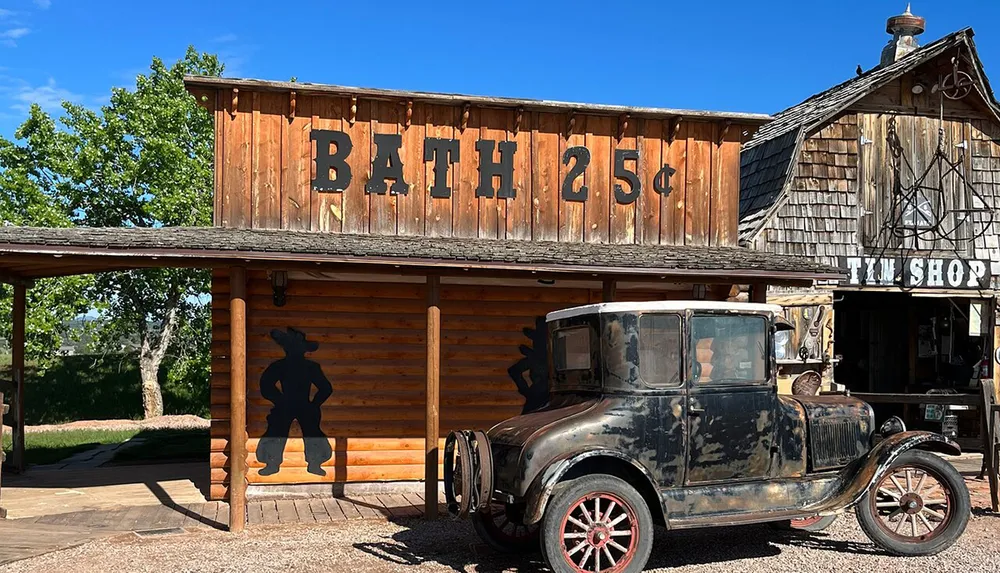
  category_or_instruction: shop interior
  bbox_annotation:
[834,292,994,441]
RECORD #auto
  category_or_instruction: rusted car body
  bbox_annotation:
[445,302,970,573]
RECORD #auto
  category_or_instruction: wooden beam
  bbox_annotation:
[10,283,25,473]
[228,266,248,532]
[0,272,31,286]
[749,283,768,303]
[425,275,441,519]
[602,279,617,302]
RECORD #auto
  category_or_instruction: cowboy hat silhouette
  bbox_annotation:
[269,327,319,354]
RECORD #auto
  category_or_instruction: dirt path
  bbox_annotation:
[3,415,208,435]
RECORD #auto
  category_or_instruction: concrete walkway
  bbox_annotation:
[1,462,209,519]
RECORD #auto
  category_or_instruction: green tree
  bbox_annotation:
[58,47,222,418]
[0,107,91,365]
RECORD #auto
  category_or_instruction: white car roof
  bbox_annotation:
[546,301,783,322]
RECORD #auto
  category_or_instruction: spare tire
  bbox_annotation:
[444,430,494,518]
[444,431,473,518]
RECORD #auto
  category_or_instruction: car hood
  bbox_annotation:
[488,394,599,448]
[791,394,873,421]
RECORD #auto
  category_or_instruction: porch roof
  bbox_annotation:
[0,226,842,284]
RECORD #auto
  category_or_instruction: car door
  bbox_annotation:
[685,312,777,484]
[634,312,688,488]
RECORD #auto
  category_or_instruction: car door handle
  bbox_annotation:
[688,399,705,415]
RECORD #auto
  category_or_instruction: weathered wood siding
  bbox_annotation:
[858,114,972,253]
[750,92,1000,275]
[200,88,746,247]
[208,275,728,498]
[748,114,861,266]
[971,119,1000,276]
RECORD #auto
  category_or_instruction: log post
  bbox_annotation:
[11,283,26,473]
[229,266,248,532]
[425,275,441,518]
[602,279,616,303]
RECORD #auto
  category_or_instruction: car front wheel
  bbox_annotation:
[856,449,970,556]
[540,475,653,573]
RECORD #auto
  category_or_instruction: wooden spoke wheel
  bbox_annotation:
[560,492,638,572]
[472,502,540,553]
[857,450,970,556]
[769,514,837,532]
[540,475,653,573]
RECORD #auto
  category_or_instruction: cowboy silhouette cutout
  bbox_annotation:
[508,316,550,414]
[257,328,333,477]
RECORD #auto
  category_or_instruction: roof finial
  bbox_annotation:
[880,4,925,66]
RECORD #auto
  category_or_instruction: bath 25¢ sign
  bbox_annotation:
[309,129,676,204]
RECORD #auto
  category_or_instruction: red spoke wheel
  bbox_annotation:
[472,502,540,553]
[857,450,970,556]
[769,514,837,532]
[540,475,653,573]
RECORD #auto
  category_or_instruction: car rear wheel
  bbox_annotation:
[856,450,970,556]
[471,502,540,553]
[540,475,653,573]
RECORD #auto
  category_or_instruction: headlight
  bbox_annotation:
[879,416,906,437]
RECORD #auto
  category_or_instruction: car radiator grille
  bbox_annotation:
[810,418,867,471]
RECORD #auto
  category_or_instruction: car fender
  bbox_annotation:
[522,449,661,525]
[805,430,961,515]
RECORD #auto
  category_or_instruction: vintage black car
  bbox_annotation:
[444,301,970,573]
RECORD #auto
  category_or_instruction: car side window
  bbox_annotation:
[553,326,591,371]
[639,313,682,387]
[690,315,768,384]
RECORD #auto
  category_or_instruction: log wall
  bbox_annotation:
[208,273,728,499]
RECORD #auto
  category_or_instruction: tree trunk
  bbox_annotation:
[140,352,164,419]
[137,302,180,419]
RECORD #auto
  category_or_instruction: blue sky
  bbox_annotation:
[1,1,1000,138]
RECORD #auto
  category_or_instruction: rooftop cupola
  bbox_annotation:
[880,4,926,66]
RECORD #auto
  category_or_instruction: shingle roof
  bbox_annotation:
[739,131,802,238]
[0,226,841,281]
[738,28,998,244]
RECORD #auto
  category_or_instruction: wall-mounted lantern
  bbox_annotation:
[692,284,707,300]
[272,270,288,307]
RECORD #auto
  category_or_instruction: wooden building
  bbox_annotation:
[0,77,840,529]
[740,9,1000,442]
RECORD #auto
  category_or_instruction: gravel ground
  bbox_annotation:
[4,511,999,573]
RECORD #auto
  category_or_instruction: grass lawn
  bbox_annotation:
[1,427,209,467]
[107,428,210,465]
[2,428,140,466]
